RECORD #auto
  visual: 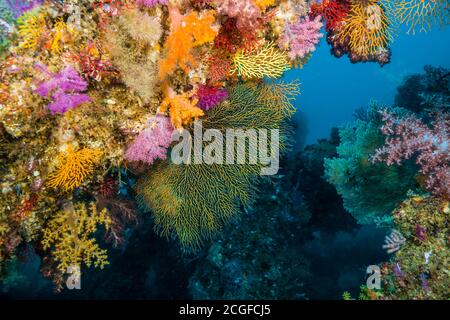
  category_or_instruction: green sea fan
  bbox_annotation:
[324,103,417,224]
[136,83,294,250]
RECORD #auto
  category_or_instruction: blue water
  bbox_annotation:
[284,25,450,148]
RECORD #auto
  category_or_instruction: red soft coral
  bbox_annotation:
[214,17,259,54]
[309,0,349,31]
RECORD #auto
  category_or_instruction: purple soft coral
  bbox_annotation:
[125,115,174,166]
[35,63,91,114]
[136,0,168,7]
[6,0,43,18]
[371,111,450,198]
[197,85,228,111]
[47,91,91,114]
[278,16,323,60]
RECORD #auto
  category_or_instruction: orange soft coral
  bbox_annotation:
[159,6,218,79]
[160,85,204,129]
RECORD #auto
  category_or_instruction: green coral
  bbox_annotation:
[41,202,111,273]
[324,104,417,224]
[136,83,293,250]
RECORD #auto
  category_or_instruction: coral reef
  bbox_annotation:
[0,0,448,297]
[372,195,449,299]
[136,83,295,250]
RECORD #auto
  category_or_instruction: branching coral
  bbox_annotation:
[125,115,174,165]
[232,42,291,79]
[41,201,110,272]
[66,42,114,81]
[207,53,232,84]
[371,110,450,198]
[47,145,103,192]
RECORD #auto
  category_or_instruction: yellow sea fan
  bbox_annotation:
[232,42,291,79]
[47,145,102,192]
[256,80,301,117]
[17,11,47,50]
[338,0,393,56]
[389,0,450,34]
[41,202,110,272]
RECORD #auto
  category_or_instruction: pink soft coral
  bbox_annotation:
[217,0,261,32]
[125,115,174,166]
[371,111,450,198]
[278,16,323,60]
[136,0,168,7]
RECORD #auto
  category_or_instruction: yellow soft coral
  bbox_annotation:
[41,202,110,272]
[232,42,291,79]
[255,0,276,11]
[159,6,218,79]
[160,85,204,129]
[47,145,102,192]
[48,19,77,54]
[338,1,392,56]
[17,11,47,50]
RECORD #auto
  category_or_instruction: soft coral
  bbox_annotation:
[159,6,218,79]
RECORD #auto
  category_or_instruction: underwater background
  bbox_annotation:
[0,1,449,300]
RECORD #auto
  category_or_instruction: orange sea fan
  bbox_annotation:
[47,145,102,192]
